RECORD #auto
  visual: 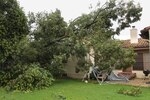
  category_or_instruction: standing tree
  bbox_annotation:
[0,0,28,69]
[0,0,55,90]
[28,10,69,76]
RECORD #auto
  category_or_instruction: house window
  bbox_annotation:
[133,53,144,70]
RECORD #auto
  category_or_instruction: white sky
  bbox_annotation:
[17,0,150,40]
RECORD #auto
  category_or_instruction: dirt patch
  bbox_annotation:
[108,78,150,87]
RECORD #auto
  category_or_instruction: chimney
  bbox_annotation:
[130,26,138,43]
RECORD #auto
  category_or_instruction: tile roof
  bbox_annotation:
[122,38,149,49]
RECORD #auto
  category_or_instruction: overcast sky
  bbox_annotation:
[17,0,150,40]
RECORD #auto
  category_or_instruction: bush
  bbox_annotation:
[53,93,67,100]
[0,71,10,86]
[118,87,142,96]
[0,63,54,91]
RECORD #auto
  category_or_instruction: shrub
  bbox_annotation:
[0,63,54,91]
[118,87,142,96]
[53,93,67,100]
[0,71,10,86]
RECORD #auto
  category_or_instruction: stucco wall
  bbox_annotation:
[64,48,94,79]
[64,56,84,79]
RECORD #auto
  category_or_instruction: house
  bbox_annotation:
[64,40,149,79]
[122,38,150,71]
[118,26,150,78]
[64,26,150,79]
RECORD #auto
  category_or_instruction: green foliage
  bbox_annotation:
[26,0,142,74]
[48,55,66,77]
[55,94,67,100]
[68,0,141,71]
[18,37,38,64]
[117,48,136,69]
[0,71,9,86]
[28,10,69,76]
[0,63,54,91]
[93,39,136,70]
[69,0,142,37]
[0,0,28,68]
[118,87,142,96]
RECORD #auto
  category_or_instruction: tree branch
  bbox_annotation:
[84,2,107,29]
[44,35,69,47]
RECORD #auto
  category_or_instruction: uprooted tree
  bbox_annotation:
[68,0,142,71]
[27,0,142,74]
[27,9,90,75]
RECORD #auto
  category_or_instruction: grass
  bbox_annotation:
[0,79,150,100]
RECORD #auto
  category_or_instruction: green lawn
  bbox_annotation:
[0,79,150,100]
